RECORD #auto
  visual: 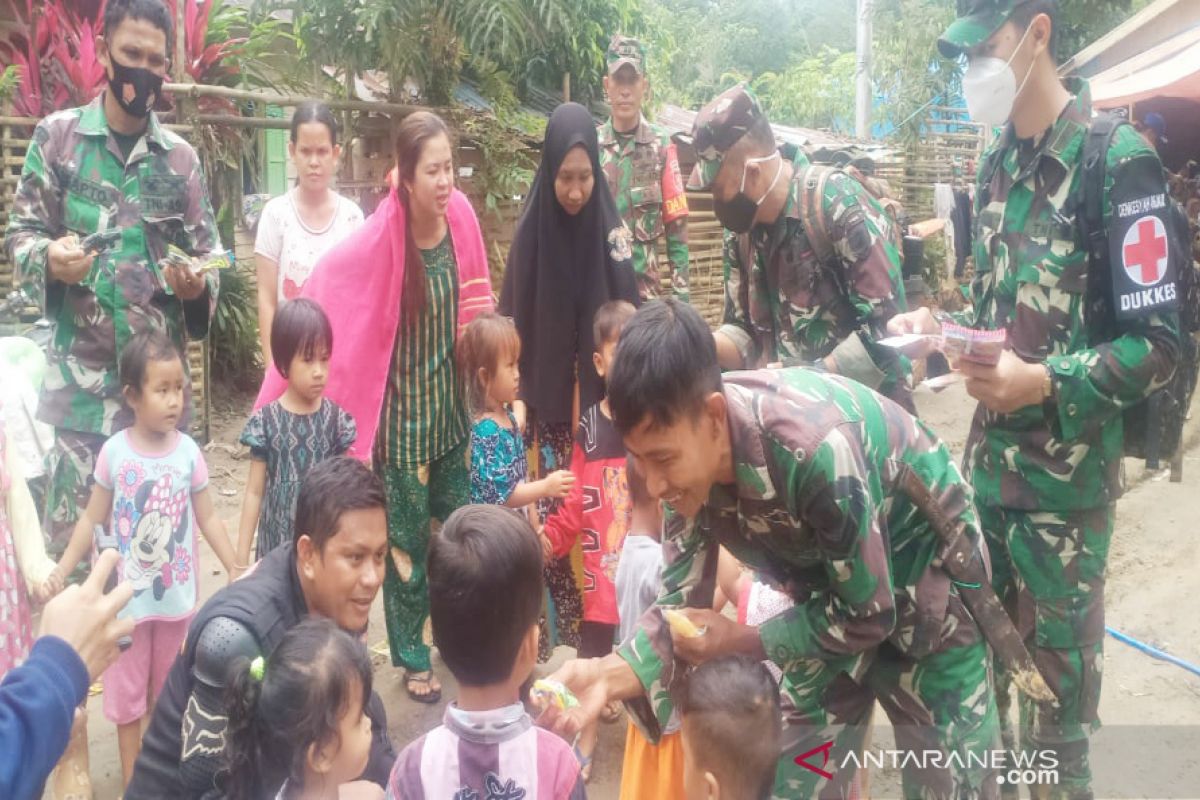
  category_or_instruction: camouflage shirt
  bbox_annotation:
[719,154,910,403]
[617,368,985,739]
[598,116,690,301]
[5,95,220,437]
[959,80,1179,511]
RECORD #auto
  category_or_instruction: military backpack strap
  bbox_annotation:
[797,164,837,265]
[1078,113,1124,339]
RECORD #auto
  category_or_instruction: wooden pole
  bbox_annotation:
[343,69,355,182]
[191,115,287,129]
[173,0,186,84]
[562,73,570,103]
[161,82,432,116]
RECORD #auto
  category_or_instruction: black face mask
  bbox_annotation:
[712,152,784,235]
[713,193,760,234]
[107,56,163,118]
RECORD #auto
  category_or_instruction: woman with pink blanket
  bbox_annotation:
[256,111,492,704]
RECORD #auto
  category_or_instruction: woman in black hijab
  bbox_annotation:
[499,102,638,657]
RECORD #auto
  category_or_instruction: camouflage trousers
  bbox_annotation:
[773,640,1000,799]
[980,504,1113,800]
[379,440,470,673]
[43,428,107,581]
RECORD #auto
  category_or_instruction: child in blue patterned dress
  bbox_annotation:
[237,299,356,564]
[460,313,574,517]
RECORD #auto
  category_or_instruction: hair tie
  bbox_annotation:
[249,656,265,682]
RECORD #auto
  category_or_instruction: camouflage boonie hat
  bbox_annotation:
[938,0,1024,59]
[606,35,646,76]
[683,84,766,191]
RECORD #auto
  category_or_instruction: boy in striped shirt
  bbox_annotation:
[385,505,586,800]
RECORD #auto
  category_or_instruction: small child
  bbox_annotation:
[679,655,783,800]
[386,505,585,800]
[541,299,636,779]
[224,617,380,800]
[613,457,682,800]
[55,330,238,786]
[461,312,573,510]
[238,298,356,563]
[0,403,62,679]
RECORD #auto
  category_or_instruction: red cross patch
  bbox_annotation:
[1121,214,1169,287]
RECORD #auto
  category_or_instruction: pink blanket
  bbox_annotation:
[254,188,494,460]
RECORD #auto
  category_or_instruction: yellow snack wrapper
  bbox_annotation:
[663,608,706,638]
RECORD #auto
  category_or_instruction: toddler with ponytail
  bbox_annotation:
[223,617,378,800]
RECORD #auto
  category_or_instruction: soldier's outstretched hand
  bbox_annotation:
[959,349,1046,414]
[670,608,766,666]
[47,235,95,285]
[531,656,610,740]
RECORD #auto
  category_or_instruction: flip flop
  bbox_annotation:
[403,670,442,705]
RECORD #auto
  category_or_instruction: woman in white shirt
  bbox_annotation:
[255,102,364,365]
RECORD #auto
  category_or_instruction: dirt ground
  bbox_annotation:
[73,380,1200,799]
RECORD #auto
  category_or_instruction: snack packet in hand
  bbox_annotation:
[663,608,707,638]
[940,323,1007,366]
[530,678,580,712]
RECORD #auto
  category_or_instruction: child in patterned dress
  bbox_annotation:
[55,331,239,787]
[460,312,574,513]
[237,299,356,563]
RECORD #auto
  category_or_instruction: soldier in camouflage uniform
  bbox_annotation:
[684,85,913,411]
[598,36,690,301]
[5,2,221,574]
[540,299,1001,799]
[890,2,1181,797]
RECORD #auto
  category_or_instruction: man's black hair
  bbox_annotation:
[293,457,386,552]
[681,655,783,800]
[104,0,174,44]
[608,298,722,435]
[1010,0,1059,63]
[428,505,543,687]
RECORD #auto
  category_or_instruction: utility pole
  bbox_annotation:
[855,0,873,140]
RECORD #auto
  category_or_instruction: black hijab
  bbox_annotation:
[499,102,639,426]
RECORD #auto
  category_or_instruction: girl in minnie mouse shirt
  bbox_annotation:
[54,330,238,788]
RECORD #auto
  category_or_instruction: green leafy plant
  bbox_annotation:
[209,262,262,388]
[0,65,19,108]
[751,48,858,133]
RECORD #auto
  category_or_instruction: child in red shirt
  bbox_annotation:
[540,299,636,780]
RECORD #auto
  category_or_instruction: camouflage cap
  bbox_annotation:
[684,84,766,191]
[606,35,646,76]
[938,0,1024,59]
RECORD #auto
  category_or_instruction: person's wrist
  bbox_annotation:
[736,622,766,660]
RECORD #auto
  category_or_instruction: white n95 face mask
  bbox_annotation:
[962,24,1036,126]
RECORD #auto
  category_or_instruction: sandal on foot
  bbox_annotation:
[404,670,442,705]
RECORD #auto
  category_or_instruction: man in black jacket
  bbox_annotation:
[126,457,394,798]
